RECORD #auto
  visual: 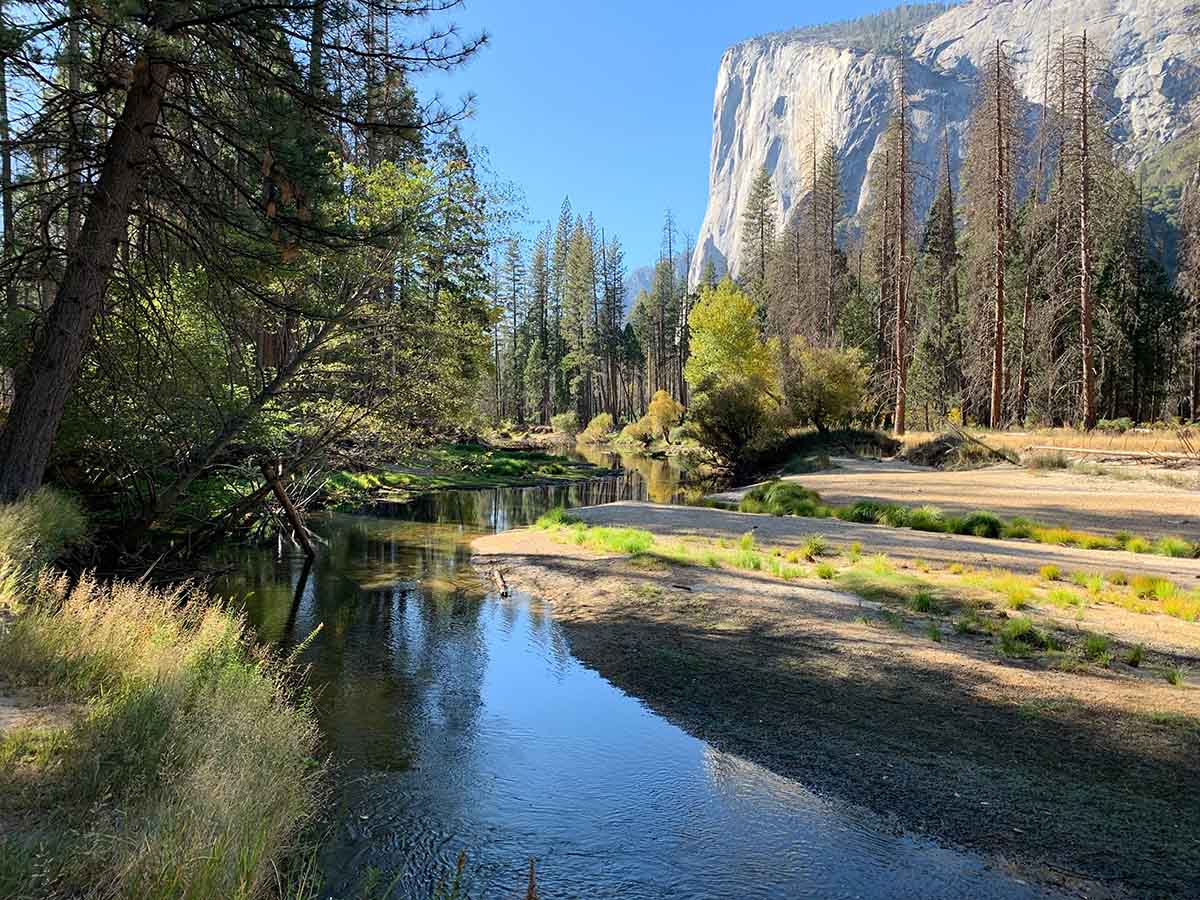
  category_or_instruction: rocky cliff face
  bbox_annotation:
[690,0,1200,285]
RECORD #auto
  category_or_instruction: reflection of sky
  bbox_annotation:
[218,480,1059,900]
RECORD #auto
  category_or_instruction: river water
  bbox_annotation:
[219,449,1055,899]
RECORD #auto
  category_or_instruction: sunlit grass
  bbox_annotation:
[0,573,322,900]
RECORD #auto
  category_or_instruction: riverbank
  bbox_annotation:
[324,442,614,508]
[473,511,1200,898]
[0,491,323,899]
[712,456,1200,546]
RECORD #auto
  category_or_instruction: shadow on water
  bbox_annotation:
[216,449,1060,900]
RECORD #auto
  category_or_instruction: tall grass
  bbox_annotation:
[0,493,323,900]
[0,489,88,603]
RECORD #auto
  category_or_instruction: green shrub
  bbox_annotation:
[815,562,836,580]
[1045,588,1082,608]
[1155,536,1195,558]
[1164,664,1187,686]
[551,411,580,435]
[1039,564,1061,581]
[536,507,580,528]
[1083,633,1110,663]
[1002,517,1036,539]
[618,417,654,447]
[1096,417,1134,433]
[780,341,868,433]
[876,505,911,528]
[999,617,1049,656]
[0,489,89,603]
[909,590,935,613]
[837,500,891,524]
[688,375,777,477]
[580,412,615,443]
[905,506,945,532]
[800,534,827,561]
[954,511,1004,539]
[1125,536,1152,554]
[1125,643,1144,667]
[926,622,942,642]
[738,481,830,518]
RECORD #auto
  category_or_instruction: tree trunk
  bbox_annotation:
[893,80,908,436]
[0,58,171,500]
[989,43,1006,429]
[0,0,15,312]
[1078,33,1097,430]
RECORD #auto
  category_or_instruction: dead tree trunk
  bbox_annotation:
[1078,32,1097,429]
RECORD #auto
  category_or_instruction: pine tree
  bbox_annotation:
[740,166,777,310]
[501,237,527,423]
[528,229,552,424]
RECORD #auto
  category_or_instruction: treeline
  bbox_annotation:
[736,36,1200,433]
[773,2,955,53]
[0,0,498,534]
[486,206,698,427]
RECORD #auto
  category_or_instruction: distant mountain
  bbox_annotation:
[622,252,692,314]
[691,0,1200,284]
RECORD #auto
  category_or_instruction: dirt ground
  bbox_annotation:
[711,457,1200,542]
[473,526,1200,899]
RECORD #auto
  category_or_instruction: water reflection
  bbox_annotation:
[216,463,1057,899]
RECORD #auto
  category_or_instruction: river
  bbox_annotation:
[217,448,1056,899]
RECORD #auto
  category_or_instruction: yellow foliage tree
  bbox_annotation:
[683,278,774,397]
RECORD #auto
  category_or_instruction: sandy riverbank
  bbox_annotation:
[710,457,1200,542]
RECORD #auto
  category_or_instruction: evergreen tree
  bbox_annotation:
[739,166,777,310]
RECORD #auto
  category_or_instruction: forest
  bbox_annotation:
[0,0,1197,530]
[0,0,501,538]
[486,36,1200,474]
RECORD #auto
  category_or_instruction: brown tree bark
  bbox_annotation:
[0,0,14,312]
[1078,32,1097,429]
[989,42,1007,428]
[0,58,172,500]
[893,75,909,436]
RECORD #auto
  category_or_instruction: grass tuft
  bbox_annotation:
[999,616,1050,656]
[1155,536,1196,559]
[1125,643,1144,667]
[1164,664,1188,687]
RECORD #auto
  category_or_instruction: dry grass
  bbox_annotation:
[901,427,1196,456]
[0,493,323,900]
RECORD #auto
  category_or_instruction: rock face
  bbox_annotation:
[690,0,1200,285]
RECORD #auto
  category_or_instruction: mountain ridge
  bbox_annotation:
[690,0,1200,286]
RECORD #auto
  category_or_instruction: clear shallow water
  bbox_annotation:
[219,454,1057,899]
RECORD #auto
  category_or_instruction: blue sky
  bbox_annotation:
[422,0,903,269]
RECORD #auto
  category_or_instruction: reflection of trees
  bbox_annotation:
[219,514,491,772]
[215,457,692,775]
